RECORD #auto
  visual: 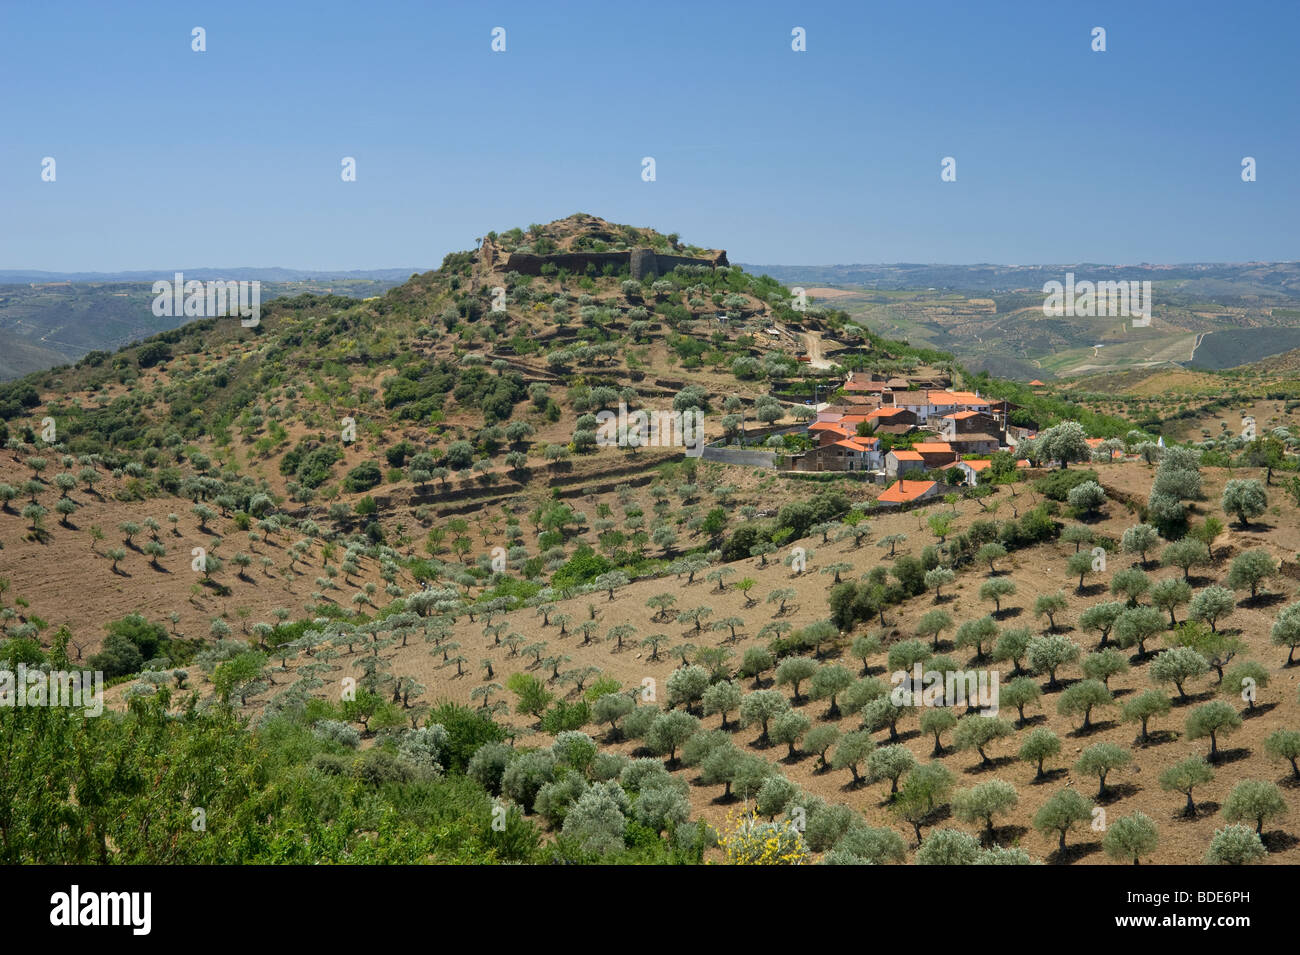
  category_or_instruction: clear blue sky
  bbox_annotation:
[1,0,1296,271]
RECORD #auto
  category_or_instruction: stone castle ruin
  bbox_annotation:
[480,238,728,281]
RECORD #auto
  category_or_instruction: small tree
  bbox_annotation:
[1159,755,1215,817]
[1110,568,1150,607]
[1018,727,1061,780]
[1205,825,1267,865]
[1033,788,1093,852]
[925,566,955,599]
[992,627,1032,675]
[1226,549,1277,599]
[952,714,1014,767]
[952,780,1019,843]
[739,689,790,746]
[919,708,957,757]
[867,744,917,794]
[979,578,1017,614]
[809,664,853,719]
[1066,551,1097,591]
[916,609,953,651]
[1075,742,1131,798]
[1271,602,1300,666]
[1000,676,1042,727]
[1112,606,1166,658]
[774,656,818,704]
[830,729,876,785]
[1082,648,1129,688]
[1121,523,1160,565]
[1150,646,1210,702]
[740,646,775,688]
[1222,779,1287,836]
[1056,679,1114,732]
[1150,577,1192,627]
[1122,689,1171,744]
[1103,812,1159,865]
[769,709,812,759]
[1067,480,1106,518]
[976,543,1007,574]
[1188,586,1236,633]
[1185,699,1242,761]
[1161,538,1210,582]
[701,679,742,730]
[1264,729,1300,780]
[803,725,841,771]
[1221,478,1267,528]
[1026,633,1081,690]
[645,710,699,764]
[1034,591,1068,631]
[954,616,998,662]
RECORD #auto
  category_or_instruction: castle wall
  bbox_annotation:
[501,248,729,280]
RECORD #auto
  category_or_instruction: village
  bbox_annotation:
[773,369,1116,507]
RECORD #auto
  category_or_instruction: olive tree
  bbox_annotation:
[1122,689,1171,744]
[1026,633,1081,690]
[1189,586,1236,632]
[739,689,790,746]
[1270,601,1300,666]
[952,714,1014,767]
[775,656,818,704]
[952,779,1019,843]
[1221,478,1267,528]
[1018,727,1061,780]
[1222,779,1287,836]
[809,663,853,719]
[830,729,876,785]
[1205,824,1267,865]
[1185,699,1242,761]
[1075,742,1131,798]
[1033,788,1094,852]
[1121,523,1160,565]
[999,676,1042,726]
[919,708,957,757]
[915,827,982,865]
[1227,549,1277,599]
[1149,646,1209,702]
[1265,729,1300,780]
[1159,755,1215,817]
[769,709,812,759]
[867,744,917,794]
[1056,679,1114,732]
[701,679,742,729]
[1103,812,1159,865]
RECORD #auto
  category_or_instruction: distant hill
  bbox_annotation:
[0,267,421,284]
[0,270,422,380]
[737,262,1300,380]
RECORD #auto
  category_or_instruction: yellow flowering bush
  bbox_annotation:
[716,808,809,865]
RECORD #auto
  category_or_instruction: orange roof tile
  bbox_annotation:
[890,450,924,461]
[878,480,937,503]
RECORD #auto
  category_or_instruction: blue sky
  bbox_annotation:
[1,0,1296,270]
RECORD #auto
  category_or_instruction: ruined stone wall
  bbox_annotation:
[500,247,729,279]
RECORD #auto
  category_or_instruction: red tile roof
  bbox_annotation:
[878,480,937,503]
